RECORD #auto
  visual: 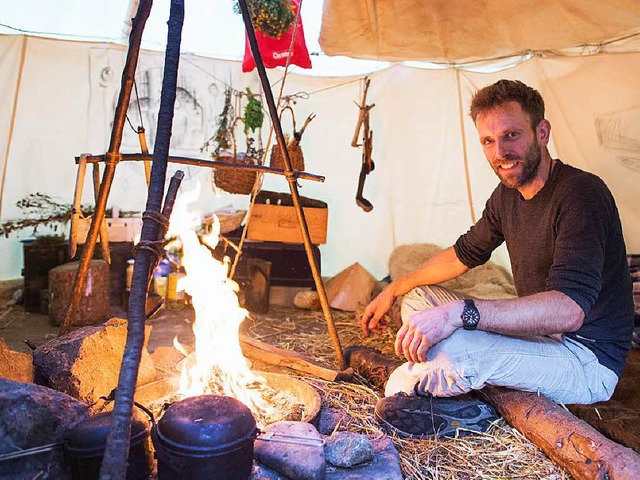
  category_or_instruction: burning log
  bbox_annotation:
[479,386,640,479]
[239,331,352,382]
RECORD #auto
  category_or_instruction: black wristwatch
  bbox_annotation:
[461,298,480,331]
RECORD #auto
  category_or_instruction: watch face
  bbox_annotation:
[462,299,480,330]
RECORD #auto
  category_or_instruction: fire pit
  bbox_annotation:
[135,370,321,479]
[135,371,321,426]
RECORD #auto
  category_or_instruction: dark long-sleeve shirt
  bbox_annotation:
[454,160,634,377]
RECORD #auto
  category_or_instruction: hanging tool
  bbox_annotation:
[68,154,88,259]
[92,163,111,264]
[137,126,151,186]
[351,77,375,212]
[294,112,316,143]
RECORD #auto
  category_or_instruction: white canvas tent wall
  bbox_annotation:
[0,0,639,284]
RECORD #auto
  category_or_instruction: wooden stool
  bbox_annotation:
[48,260,110,326]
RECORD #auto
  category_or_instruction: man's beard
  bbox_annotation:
[495,139,542,189]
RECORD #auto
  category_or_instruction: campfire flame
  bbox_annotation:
[168,188,272,418]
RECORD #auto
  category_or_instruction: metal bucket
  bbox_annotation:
[151,395,258,480]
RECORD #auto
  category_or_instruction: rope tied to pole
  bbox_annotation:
[131,239,165,259]
[105,151,121,165]
[130,210,172,258]
[142,209,170,230]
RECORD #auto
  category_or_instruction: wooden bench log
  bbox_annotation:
[480,386,640,479]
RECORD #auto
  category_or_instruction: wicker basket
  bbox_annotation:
[270,139,304,171]
[270,106,305,171]
[203,210,246,234]
[213,154,258,195]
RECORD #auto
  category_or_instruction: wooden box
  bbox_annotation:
[247,204,328,244]
[78,217,142,243]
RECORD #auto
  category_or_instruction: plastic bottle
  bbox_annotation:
[125,259,135,292]
[166,264,185,310]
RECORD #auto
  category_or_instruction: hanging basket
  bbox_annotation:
[213,153,258,195]
[270,141,304,171]
[212,116,261,195]
[270,106,305,171]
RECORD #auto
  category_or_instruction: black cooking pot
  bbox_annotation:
[63,411,152,480]
[151,394,258,480]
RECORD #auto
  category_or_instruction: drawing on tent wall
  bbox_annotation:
[121,67,206,152]
[90,50,219,157]
[88,48,252,202]
[596,106,640,173]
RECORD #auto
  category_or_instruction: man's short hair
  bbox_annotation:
[469,80,545,130]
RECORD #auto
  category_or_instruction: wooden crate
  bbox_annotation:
[78,217,142,243]
[247,204,328,244]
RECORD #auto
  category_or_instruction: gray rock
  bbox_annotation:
[326,435,403,480]
[0,378,89,479]
[324,431,373,468]
[255,421,326,480]
[317,406,351,435]
[33,317,156,408]
[0,338,34,383]
[251,461,289,480]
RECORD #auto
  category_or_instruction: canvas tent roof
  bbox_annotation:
[319,0,640,63]
[4,0,640,65]
[0,1,639,282]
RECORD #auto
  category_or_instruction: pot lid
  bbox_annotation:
[156,395,257,454]
[65,411,149,453]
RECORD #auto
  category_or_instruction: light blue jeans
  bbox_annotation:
[385,285,619,405]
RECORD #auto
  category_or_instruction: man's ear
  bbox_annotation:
[536,119,551,146]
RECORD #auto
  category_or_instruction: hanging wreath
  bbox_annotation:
[233,0,295,39]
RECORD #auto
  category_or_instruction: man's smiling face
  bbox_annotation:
[475,101,543,190]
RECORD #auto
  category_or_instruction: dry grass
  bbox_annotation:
[243,307,571,480]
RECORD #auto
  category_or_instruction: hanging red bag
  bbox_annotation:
[242,0,312,73]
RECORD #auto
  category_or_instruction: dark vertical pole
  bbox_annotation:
[237,0,346,370]
[60,0,153,335]
[98,1,185,478]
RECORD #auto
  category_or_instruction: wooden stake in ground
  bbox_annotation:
[480,386,640,479]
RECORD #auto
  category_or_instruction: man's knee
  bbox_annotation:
[400,285,462,324]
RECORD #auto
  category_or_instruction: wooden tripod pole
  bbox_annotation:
[237,0,346,370]
[100,0,185,477]
[59,0,153,335]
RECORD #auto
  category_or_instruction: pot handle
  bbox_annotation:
[93,389,157,427]
[255,431,325,447]
[134,400,157,427]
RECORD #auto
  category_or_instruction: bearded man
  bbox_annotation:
[358,79,634,438]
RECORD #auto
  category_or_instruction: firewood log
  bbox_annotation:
[480,386,640,479]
